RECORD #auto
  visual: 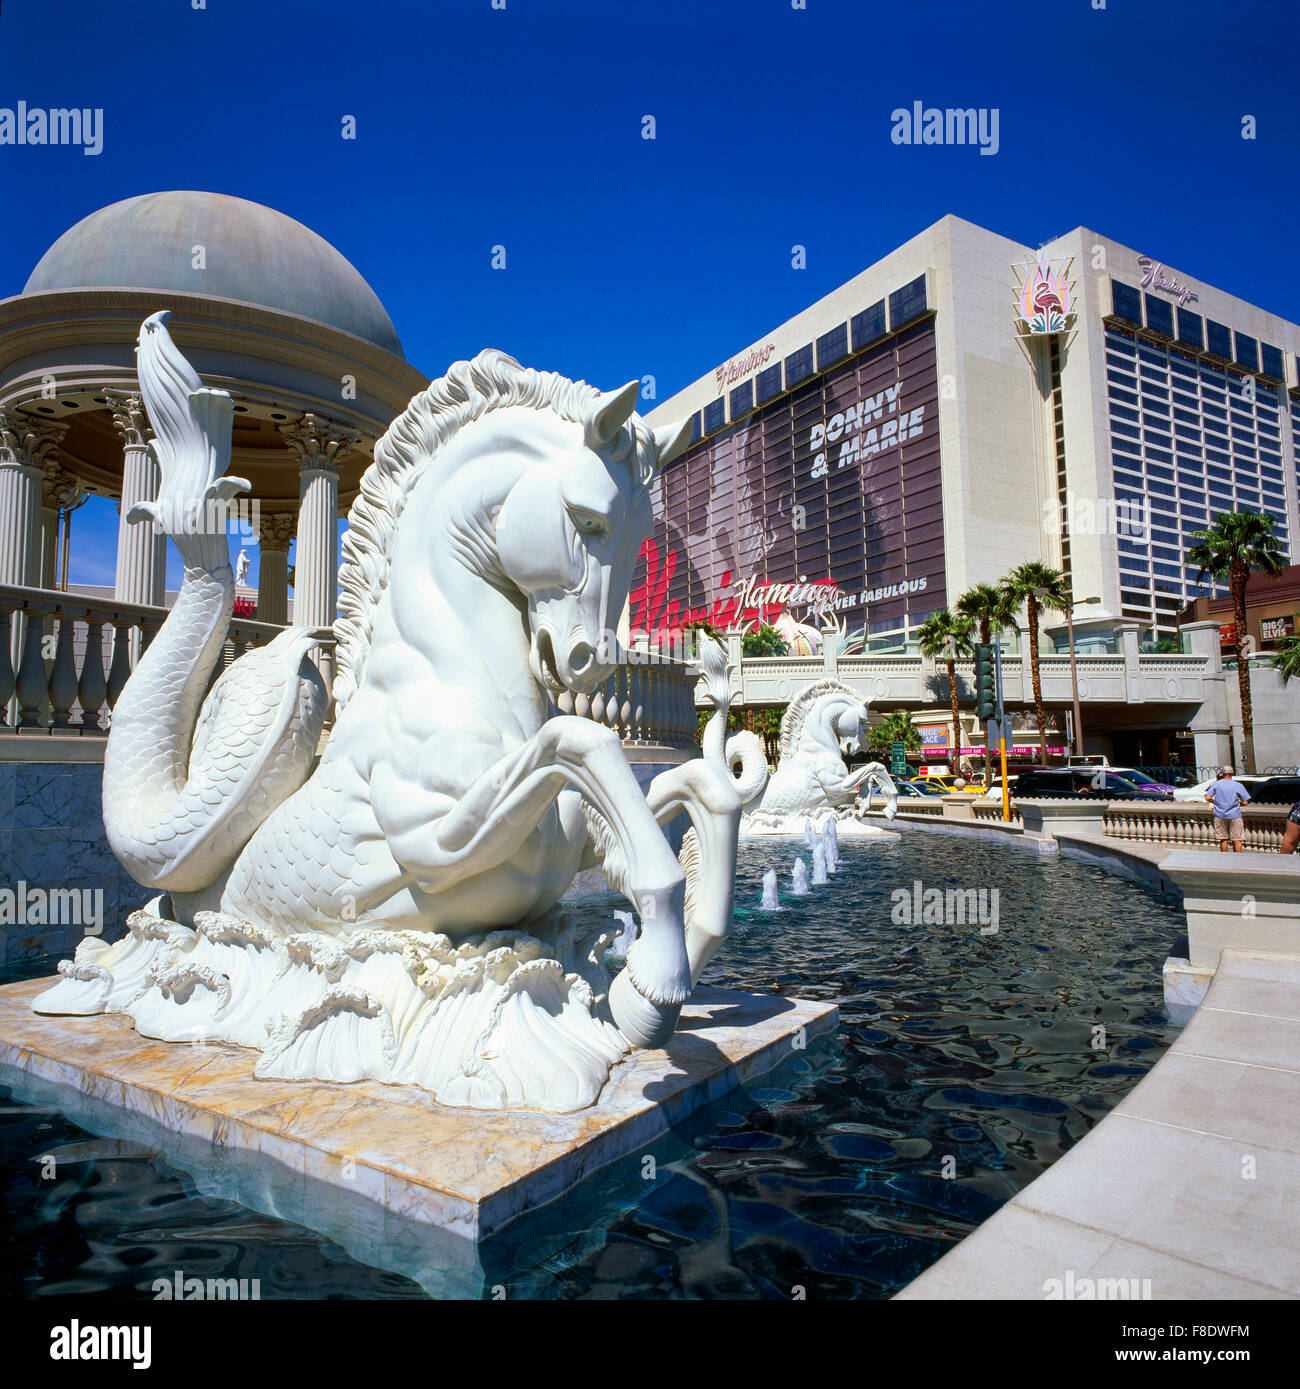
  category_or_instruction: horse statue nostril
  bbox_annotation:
[568,642,595,677]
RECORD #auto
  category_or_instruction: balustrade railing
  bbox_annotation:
[971,800,1022,823]
[1103,800,1291,852]
[0,584,330,737]
[552,659,701,749]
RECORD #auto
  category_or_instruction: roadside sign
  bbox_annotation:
[889,740,908,778]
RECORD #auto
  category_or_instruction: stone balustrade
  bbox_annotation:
[971,799,1022,824]
[0,585,703,757]
[552,659,701,751]
[0,584,326,737]
[1103,799,1291,852]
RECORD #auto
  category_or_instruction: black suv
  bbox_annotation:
[1251,775,1300,806]
[1013,768,1172,800]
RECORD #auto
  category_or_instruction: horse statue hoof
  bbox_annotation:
[609,968,680,1049]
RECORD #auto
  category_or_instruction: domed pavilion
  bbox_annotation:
[0,190,427,637]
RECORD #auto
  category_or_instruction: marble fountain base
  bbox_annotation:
[0,975,836,1298]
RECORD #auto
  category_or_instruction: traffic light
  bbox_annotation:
[974,643,997,722]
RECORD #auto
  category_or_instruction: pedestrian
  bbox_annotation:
[1205,765,1251,853]
[1282,799,1300,855]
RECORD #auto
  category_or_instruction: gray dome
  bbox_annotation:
[24,190,404,357]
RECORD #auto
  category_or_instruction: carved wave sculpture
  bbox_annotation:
[36,908,629,1112]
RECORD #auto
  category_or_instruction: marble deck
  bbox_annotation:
[0,976,836,1295]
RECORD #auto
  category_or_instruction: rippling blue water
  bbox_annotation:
[0,829,1184,1299]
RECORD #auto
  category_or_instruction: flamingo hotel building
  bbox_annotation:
[635,215,1300,656]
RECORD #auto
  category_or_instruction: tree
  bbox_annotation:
[1002,562,1070,765]
[742,623,788,658]
[681,618,724,661]
[868,709,921,757]
[1186,509,1286,773]
[916,609,975,777]
[955,582,1017,646]
[1269,632,1300,687]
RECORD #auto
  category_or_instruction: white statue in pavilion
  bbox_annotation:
[35,312,766,1113]
[743,679,898,833]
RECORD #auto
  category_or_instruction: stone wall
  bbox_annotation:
[0,762,150,966]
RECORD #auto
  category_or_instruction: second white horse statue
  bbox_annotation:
[743,679,898,833]
[35,313,766,1113]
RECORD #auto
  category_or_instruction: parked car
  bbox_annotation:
[1250,775,1300,806]
[919,773,985,795]
[1013,768,1172,800]
[981,777,1019,801]
[1098,766,1180,795]
[1172,773,1272,804]
[896,778,945,797]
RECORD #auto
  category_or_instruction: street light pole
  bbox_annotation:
[1066,602,1083,759]
[1065,596,1099,760]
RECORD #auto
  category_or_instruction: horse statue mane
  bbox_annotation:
[776,678,853,763]
[334,349,657,709]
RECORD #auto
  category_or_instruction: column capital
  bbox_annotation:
[280,413,360,474]
[41,457,85,511]
[0,410,67,470]
[103,391,153,449]
[257,509,297,553]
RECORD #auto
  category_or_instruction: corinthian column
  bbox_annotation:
[106,392,164,608]
[255,510,296,626]
[40,459,85,589]
[0,411,66,587]
[281,414,358,631]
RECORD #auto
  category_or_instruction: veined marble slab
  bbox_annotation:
[0,976,836,1279]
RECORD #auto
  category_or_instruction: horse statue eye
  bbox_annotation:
[575,513,603,535]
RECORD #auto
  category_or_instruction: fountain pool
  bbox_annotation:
[0,831,1185,1299]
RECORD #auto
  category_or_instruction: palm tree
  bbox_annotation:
[868,708,921,756]
[916,609,975,777]
[1001,562,1070,765]
[1269,633,1300,686]
[955,582,1017,646]
[956,582,1018,782]
[1186,510,1286,773]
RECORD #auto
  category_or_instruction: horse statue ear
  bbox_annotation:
[583,381,641,450]
[652,417,693,468]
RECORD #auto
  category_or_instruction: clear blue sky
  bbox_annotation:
[3,0,1296,588]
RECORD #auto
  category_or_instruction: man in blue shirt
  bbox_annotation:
[1206,766,1251,853]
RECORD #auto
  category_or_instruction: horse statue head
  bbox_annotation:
[333,351,693,713]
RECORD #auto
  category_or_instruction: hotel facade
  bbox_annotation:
[637,216,1300,655]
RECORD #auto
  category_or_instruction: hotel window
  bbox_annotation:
[889,275,927,330]
[1176,308,1203,350]
[851,300,887,351]
[690,411,702,442]
[784,344,814,387]
[1112,280,1143,325]
[703,397,726,434]
[1206,319,1232,359]
[1144,295,1174,337]
[816,323,848,370]
[755,362,782,405]
[1234,333,1259,372]
[1261,343,1285,381]
[729,380,754,419]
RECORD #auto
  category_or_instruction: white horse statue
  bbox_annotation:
[743,679,898,833]
[35,313,765,1113]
